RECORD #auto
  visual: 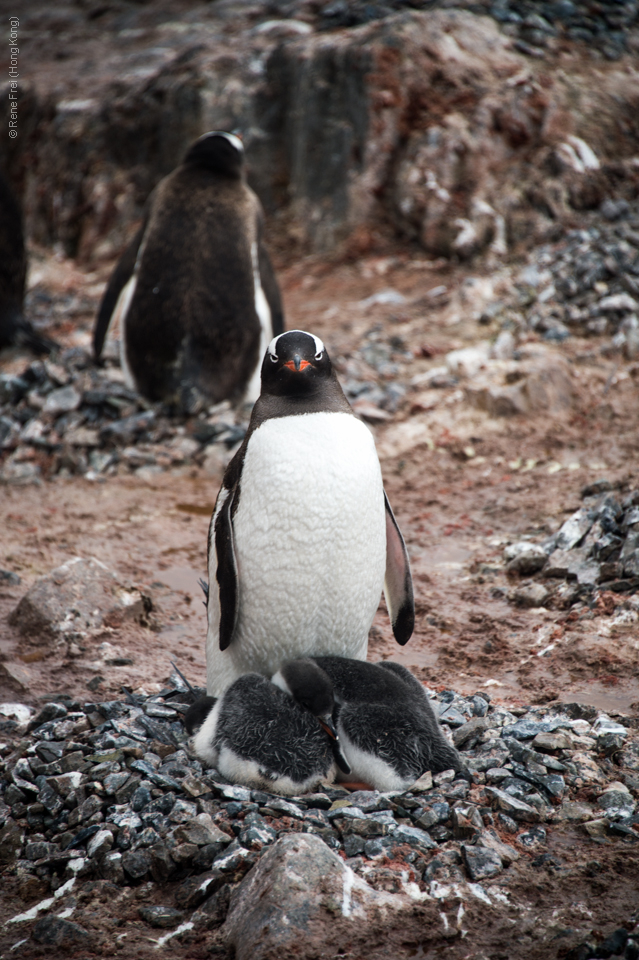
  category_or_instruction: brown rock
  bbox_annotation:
[223,833,417,960]
[466,359,573,418]
[9,557,150,641]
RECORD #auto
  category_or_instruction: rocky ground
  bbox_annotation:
[2,0,639,956]
[0,667,638,960]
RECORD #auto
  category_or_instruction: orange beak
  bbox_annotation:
[284,356,311,372]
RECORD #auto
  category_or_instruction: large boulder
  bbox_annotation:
[9,556,150,642]
[223,833,418,960]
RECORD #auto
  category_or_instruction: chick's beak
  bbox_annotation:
[284,354,311,372]
[318,715,339,740]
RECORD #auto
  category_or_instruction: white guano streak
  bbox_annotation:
[342,866,355,917]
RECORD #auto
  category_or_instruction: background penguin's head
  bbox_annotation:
[183,131,244,178]
[261,330,332,398]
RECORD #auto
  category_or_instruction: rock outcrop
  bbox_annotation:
[4,4,639,261]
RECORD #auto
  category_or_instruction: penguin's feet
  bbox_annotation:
[340,781,375,792]
[258,767,280,782]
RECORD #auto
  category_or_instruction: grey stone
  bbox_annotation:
[517,826,547,848]
[598,783,635,813]
[343,834,366,857]
[452,717,489,748]
[476,828,520,865]
[114,776,142,805]
[509,582,549,608]
[461,844,504,881]
[100,850,125,884]
[148,842,176,883]
[87,829,113,859]
[100,411,155,446]
[556,801,594,822]
[25,840,59,861]
[451,804,483,840]
[46,772,83,797]
[103,771,130,795]
[554,508,593,551]
[173,815,233,848]
[262,797,305,818]
[504,541,548,575]
[438,705,467,727]
[175,870,227,910]
[192,884,232,929]
[169,799,199,823]
[32,916,91,946]
[30,703,68,728]
[340,815,392,838]
[485,787,540,822]
[423,853,464,885]
[122,849,151,879]
[220,785,252,802]
[620,531,639,578]
[390,824,437,851]
[532,731,572,751]
[42,385,82,414]
[138,905,184,929]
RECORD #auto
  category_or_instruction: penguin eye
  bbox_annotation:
[269,353,278,363]
[315,351,323,361]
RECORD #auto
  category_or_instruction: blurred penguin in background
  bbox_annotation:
[0,171,56,354]
[93,132,284,412]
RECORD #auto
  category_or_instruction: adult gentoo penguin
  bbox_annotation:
[205,329,414,696]
[92,131,284,409]
[287,657,467,792]
[184,660,349,796]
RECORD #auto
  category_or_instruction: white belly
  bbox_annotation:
[206,412,386,693]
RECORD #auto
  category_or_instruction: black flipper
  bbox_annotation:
[331,739,352,775]
[215,488,240,651]
[257,212,284,337]
[93,220,146,362]
[383,491,415,646]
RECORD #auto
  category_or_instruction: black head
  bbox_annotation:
[184,696,217,736]
[275,659,351,775]
[277,659,335,720]
[182,132,244,179]
[261,330,334,399]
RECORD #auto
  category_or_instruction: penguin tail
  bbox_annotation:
[198,578,209,607]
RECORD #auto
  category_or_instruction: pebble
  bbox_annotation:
[0,679,637,945]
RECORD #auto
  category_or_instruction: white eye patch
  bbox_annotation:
[267,330,325,360]
[196,131,244,153]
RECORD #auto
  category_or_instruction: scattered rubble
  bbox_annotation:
[0,675,637,955]
[521,205,639,351]
[0,350,248,483]
[320,0,639,63]
[504,485,639,602]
